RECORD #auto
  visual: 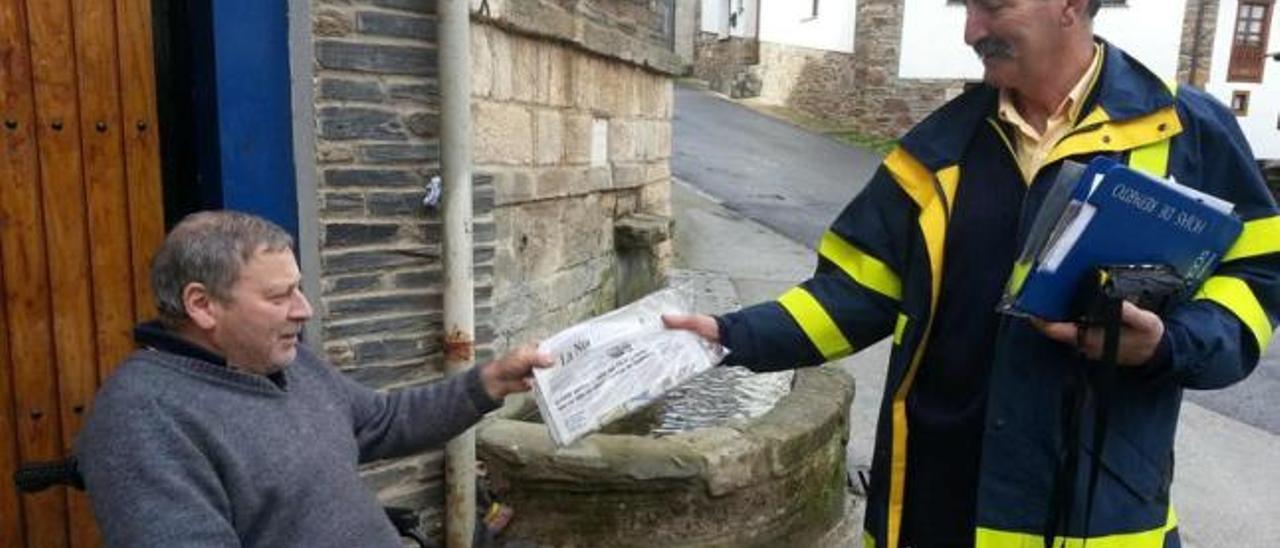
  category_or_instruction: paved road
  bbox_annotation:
[672,84,881,249]
[672,82,1280,546]
[672,82,1280,436]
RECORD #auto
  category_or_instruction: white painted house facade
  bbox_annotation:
[695,0,1279,161]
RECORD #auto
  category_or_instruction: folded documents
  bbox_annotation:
[531,287,726,446]
[1000,157,1243,321]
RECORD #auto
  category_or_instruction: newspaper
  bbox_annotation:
[531,287,726,446]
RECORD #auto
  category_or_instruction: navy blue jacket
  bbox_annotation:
[718,41,1279,548]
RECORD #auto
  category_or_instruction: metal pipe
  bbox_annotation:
[438,0,476,546]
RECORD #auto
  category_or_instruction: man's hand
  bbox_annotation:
[661,313,720,343]
[1031,301,1165,366]
[480,345,553,401]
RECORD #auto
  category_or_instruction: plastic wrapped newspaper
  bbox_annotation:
[531,287,726,446]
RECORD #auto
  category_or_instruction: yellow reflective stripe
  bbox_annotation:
[1195,276,1274,352]
[819,231,903,301]
[777,287,854,361]
[976,506,1177,548]
[887,181,953,548]
[863,531,877,548]
[1127,137,1172,178]
[885,147,938,211]
[1224,216,1280,262]
[1046,107,1182,168]
[1006,259,1032,298]
[893,314,909,346]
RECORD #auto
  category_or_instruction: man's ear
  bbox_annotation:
[183,282,220,330]
[1061,0,1089,27]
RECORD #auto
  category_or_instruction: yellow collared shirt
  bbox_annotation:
[998,44,1103,183]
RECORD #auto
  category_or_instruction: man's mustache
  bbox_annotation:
[974,37,1014,60]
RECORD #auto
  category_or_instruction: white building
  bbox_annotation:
[695,0,1279,161]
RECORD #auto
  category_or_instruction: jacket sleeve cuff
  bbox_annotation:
[465,365,502,414]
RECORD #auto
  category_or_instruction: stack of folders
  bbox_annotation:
[999,157,1243,321]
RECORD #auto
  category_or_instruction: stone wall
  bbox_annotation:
[691,0,966,140]
[471,20,675,350]
[307,0,677,536]
[1178,0,1220,88]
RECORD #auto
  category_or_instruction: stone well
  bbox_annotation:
[476,366,856,547]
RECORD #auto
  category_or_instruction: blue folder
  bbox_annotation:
[1000,157,1243,321]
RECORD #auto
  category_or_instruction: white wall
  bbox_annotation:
[1205,0,1280,160]
[758,0,857,53]
[701,0,759,38]
[898,0,1188,81]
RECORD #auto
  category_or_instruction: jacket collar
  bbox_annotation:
[898,39,1175,173]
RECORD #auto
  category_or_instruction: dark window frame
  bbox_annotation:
[1232,90,1251,116]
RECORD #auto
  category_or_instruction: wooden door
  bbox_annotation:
[1228,0,1275,82]
[0,0,164,545]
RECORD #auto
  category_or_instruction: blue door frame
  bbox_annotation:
[189,0,299,237]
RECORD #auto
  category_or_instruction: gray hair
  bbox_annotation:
[1088,0,1101,17]
[151,210,294,326]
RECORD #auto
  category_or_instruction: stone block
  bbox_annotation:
[366,191,425,217]
[324,248,431,275]
[392,268,442,290]
[473,101,533,165]
[317,41,437,76]
[492,170,537,206]
[562,112,593,165]
[510,36,539,103]
[324,222,402,249]
[405,111,439,138]
[607,119,638,162]
[323,273,384,296]
[318,143,356,164]
[354,336,435,364]
[533,109,563,165]
[488,29,514,101]
[368,0,435,15]
[357,11,436,42]
[327,312,439,342]
[328,292,440,320]
[322,191,366,216]
[318,106,406,141]
[388,81,440,106]
[471,24,494,98]
[319,78,383,102]
[360,143,440,164]
[324,168,419,189]
[314,9,353,37]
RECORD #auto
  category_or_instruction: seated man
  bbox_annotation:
[76,210,550,547]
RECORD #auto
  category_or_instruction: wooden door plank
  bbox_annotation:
[69,0,134,543]
[114,0,163,328]
[24,0,99,544]
[0,0,69,546]
[0,243,26,548]
[73,0,133,387]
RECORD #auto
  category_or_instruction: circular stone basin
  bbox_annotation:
[477,367,856,547]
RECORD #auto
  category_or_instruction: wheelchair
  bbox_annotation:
[13,456,435,547]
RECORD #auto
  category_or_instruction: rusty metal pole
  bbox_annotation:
[439,0,476,546]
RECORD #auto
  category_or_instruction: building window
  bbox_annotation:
[1232,91,1251,116]
[948,1,1127,4]
[1228,0,1275,83]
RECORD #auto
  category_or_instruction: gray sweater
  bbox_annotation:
[76,342,498,547]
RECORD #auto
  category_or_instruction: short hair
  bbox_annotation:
[1088,0,1101,17]
[151,210,294,326]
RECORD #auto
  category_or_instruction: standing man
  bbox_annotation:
[667,1,1279,546]
[76,210,551,547]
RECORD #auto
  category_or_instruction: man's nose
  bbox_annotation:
[291,289,314,320]
[964,8,989,46]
